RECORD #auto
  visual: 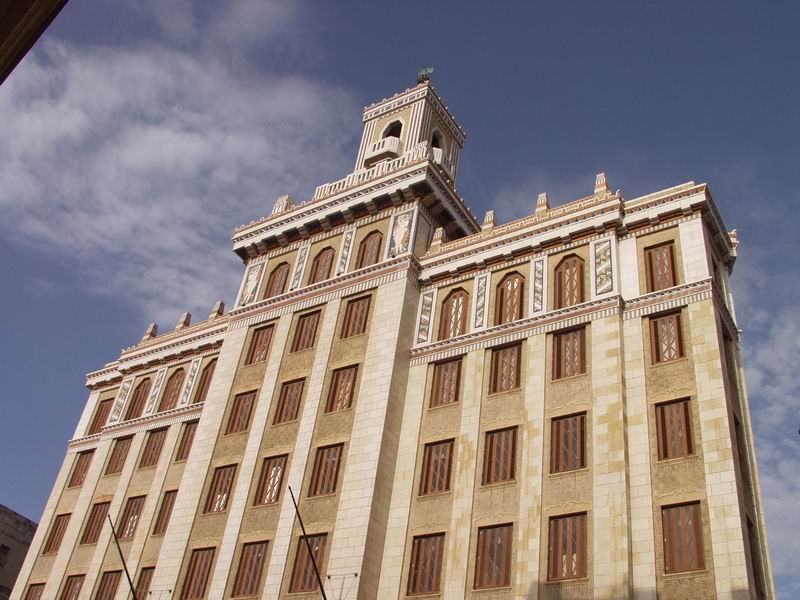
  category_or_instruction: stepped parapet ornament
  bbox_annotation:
[175,312,191,330]
[141,322,158,341]
[536,192,550,213]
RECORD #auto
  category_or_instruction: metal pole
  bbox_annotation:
[107,514,138,600]
[288,486,328,600]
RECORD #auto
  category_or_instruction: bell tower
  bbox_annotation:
[353,76,466,183]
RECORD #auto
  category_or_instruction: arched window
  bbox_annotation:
[383,120,402,139]
[496,272,524,325]
[308,247,335,284]
[124,378,151,421]
[438,289,468,341]
[355,231,382,269]
[192,359,217,404]
[264,262,290,298]
[554,255,585,309]
[158,368,185,412]
[431,132,442,149]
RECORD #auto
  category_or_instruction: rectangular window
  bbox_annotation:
[430,358,461,408]
[232,541,269,597]
[68,450,94,488]
[87,399,113,435]
[94,570,121,600]
[59,575,84,600]
[175,420,198,462]
[547,513,587,581]
[139,428,168,469]
[118,495,145,540]
[325,366,358,413]
[662,503,704,573]
[43,513,70,555]
[274,379,304,424]
[553,328,586,379]
[407,533,445,595]
[482,427,517,485]
[291,311,320,352]
[245,326,273,365]
[341,296,370,338]
[289,534,327,593]
[651,313,684,363]
[136,567,155,599]
[204,465,237,513]
[656,399,693,460]
[474,524,513,589]
[551,413,587,473]
[490,343,521,393]
[105,436,133,475]
[309,444,343,497]
[24,584,45,600]
[152,490,177,536]
[254,455,287,505]
[226,391,257,434]
[419,440,454,496]
[81,502,110,545]
[181,547,215,600]
[645,242,676,292]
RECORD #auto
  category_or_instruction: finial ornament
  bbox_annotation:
[594,172,610,195]
[175,312,191,330]
[272,194,295,216]
[417,66,434,84]
[141,323,158,341]
[482,210,495,232]
[536,192,550,213]
[209,300,225,320]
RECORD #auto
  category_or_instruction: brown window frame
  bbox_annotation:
[135,567,155,599]
[645,241,677,292]
[341,296,371,338]
[291,311,320,353]
[325,366,358,413]
[655,399,693,460]
[204,464,237,514]
[553,327,586,380]
[430,357,462,408]
[550,413,587,473]
[308,444,344,497]
[264,262,290,298]
[474,524,513,589]
[181,547,215,600]
[245,325,273,366]
[308,247,335,284]
[274,379,304,424]
[138,428,168,469]
[662,502,704,573]
[495,271,524,325]
[87,398,113,435]
[438,288,468,341]
[226,391,257,435]
[158,368,186,413]
[59,575,85,600]
[254,455,287,506]
[175,420,198,462]
[118,495,146,540]
[650,312,684,364]
[68,450,94,488]
[105,436,133,475]
[192,359,217,404]
[419,439,454,496]
[42,513,70,555]
[24,583,45,600]
[547,513,587,581]
[289,534,327,593]
[482,427,517,485]
[80,501,110,545]
[94,570,121,600]
[490,343,522,394]
[355,231,383,269]
[125,378,152,421]
[554,255,585,309]
[152,490,177,536]
[232,540,269,597]
[407,533,445,595]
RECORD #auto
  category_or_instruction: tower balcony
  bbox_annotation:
[432,147,454,176]
[363,136,403,168]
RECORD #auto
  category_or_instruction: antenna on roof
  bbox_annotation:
[417,66,434,83]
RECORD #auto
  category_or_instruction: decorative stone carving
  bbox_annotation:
[179,357,203,407]
[144,367,167,415]
[141,323,158,341]
[175,312,191,330]
[208,300,225,320]
[594,239,613,295]
[416,290,435,344]
[271,194,295,215]
[536,192,550,213]
[337,228,355,275]
[387,211,413,258]
[108,376,134,423]
[532,257,545,313]
[238,263,264,307]
[290,244,310,290]
[594,172,610,195]
[482,210,495,232]
[474,274,489,329]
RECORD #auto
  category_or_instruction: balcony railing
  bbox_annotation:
[363,135,402,167]
[432,147,454,175]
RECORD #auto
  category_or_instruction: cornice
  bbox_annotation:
[622,279,713,320]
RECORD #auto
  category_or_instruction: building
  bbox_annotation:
[12,79,774,600]
[0,505,37,600]
[0,0,69,85]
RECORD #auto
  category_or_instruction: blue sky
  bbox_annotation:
[1,1,797,595]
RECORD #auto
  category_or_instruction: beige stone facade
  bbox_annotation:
[13,80,774,600]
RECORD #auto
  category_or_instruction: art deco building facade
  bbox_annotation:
[13,81,774,600]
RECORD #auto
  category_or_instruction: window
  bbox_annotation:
[158,368,186,412]
[355,231,382,269]
[656,399,692,460]
[496,272,524,325]
[383,120,402,139]
[308,247,335,284]
[181,547,215,600]
[205,465,237,513]
[490,343,521,393]
[81,501,110,545]
[152,490,177,536]
[125,378,152,420]
[554,255,585,309]
[192,359,217,404]
[309,444,344,497]
[438,288,468,340]
[0,544,6,568]
[289,534,327,593]
[135,568,155,599]
[94,570,121,600]
[87,398,113,435]
[264,262,290,298]
[747,517,767,599]
[118,495,145,539]
[59,575,84,600]
[245,326,273,365]
[341,296,370,338]
[430,358,461,408]
[483,427,517,485]
[651,313,684,363]
[419,440,454,496]
[662,503,704,573]
[551,413,587,473]
[68,450,94,488]
[547,513,587,581]
[407,533,445,595]
[645,242,676,292]
[326,366,358,412]
[232,541,269,597]
[226,391,257,435]
[474,524,513,589]
[292,312,320,352]
[254,455,287,505]
[43,513,70,555]
[274,379,304,424]
[139,428,168,469]
[24,584,45,600]
[553,328,586,379]
[105,436,132,475]
[175,420,198,462]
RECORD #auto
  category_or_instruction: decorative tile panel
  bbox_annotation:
[178,357,203,407]
[594,239,613,295]
[289,243,310,290]
[144,367,167,415]
[336,228,355,275]
[473,274,490,330]
[531,257,545,313]
[237,262,265,307]
[386,210,414,259]
[108,376,134,423]
[416,290,436,344]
